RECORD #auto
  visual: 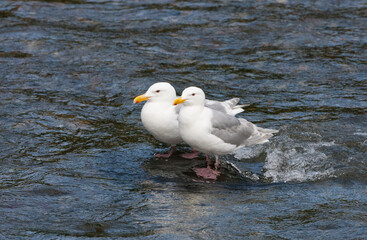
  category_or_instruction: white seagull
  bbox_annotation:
[174,86,278,180]
[133,82,246,159]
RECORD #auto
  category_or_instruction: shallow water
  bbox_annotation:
[1,0,366,239]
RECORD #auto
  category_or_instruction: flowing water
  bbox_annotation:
[1,0,366,239]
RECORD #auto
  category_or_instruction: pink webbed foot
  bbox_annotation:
[193,154,221,180]
[154,146,175,159]
[154,152,173,158]
[181,149,199,159]
[193,167,220,180]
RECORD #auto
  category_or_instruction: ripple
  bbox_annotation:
[1,0,366,238]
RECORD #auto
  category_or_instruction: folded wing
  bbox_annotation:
[210,110,278,148]
[205,98,248,116]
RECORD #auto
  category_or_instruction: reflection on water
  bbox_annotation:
[1,0,366,238]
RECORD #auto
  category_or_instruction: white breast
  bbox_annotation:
[178,107,236,155]
[141,101,182,145]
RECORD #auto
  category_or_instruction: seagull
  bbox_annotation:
[174,86,278,180]
[133,82,246,159]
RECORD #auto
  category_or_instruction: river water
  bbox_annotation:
[1,0,366,239]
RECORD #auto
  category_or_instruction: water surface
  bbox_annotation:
[1,0,366,239]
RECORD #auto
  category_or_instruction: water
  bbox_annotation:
[1,0,366,239]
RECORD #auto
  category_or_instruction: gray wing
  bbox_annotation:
[205,100,228,113]
[211,110,256,146]
[211,110,277,147]
[205,98,246,116]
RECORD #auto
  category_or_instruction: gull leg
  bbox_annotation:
[206,154,211,168]
[181,149,200,159]
[154,145,175,158]
[214,155,220,170]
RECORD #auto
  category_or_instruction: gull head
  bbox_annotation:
[174,86,205,106]
[134,82,176,103]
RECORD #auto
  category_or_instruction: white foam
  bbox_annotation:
[233,125,338,183]
[354,132,367,136]
[263,139,336,183]
[234,144,266,159]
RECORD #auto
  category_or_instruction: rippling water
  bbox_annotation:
[1,0,366,239]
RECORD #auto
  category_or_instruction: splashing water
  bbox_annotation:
[234,144,266,160]
[263,138,336,183]
[235,125,337,183]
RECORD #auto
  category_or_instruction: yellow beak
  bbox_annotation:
[173,97,187,105]
[134,94,150,103]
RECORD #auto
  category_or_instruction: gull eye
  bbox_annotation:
[156,90,160,93]
[191,93,195,96]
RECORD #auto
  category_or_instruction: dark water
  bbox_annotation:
[1,0,366,239]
